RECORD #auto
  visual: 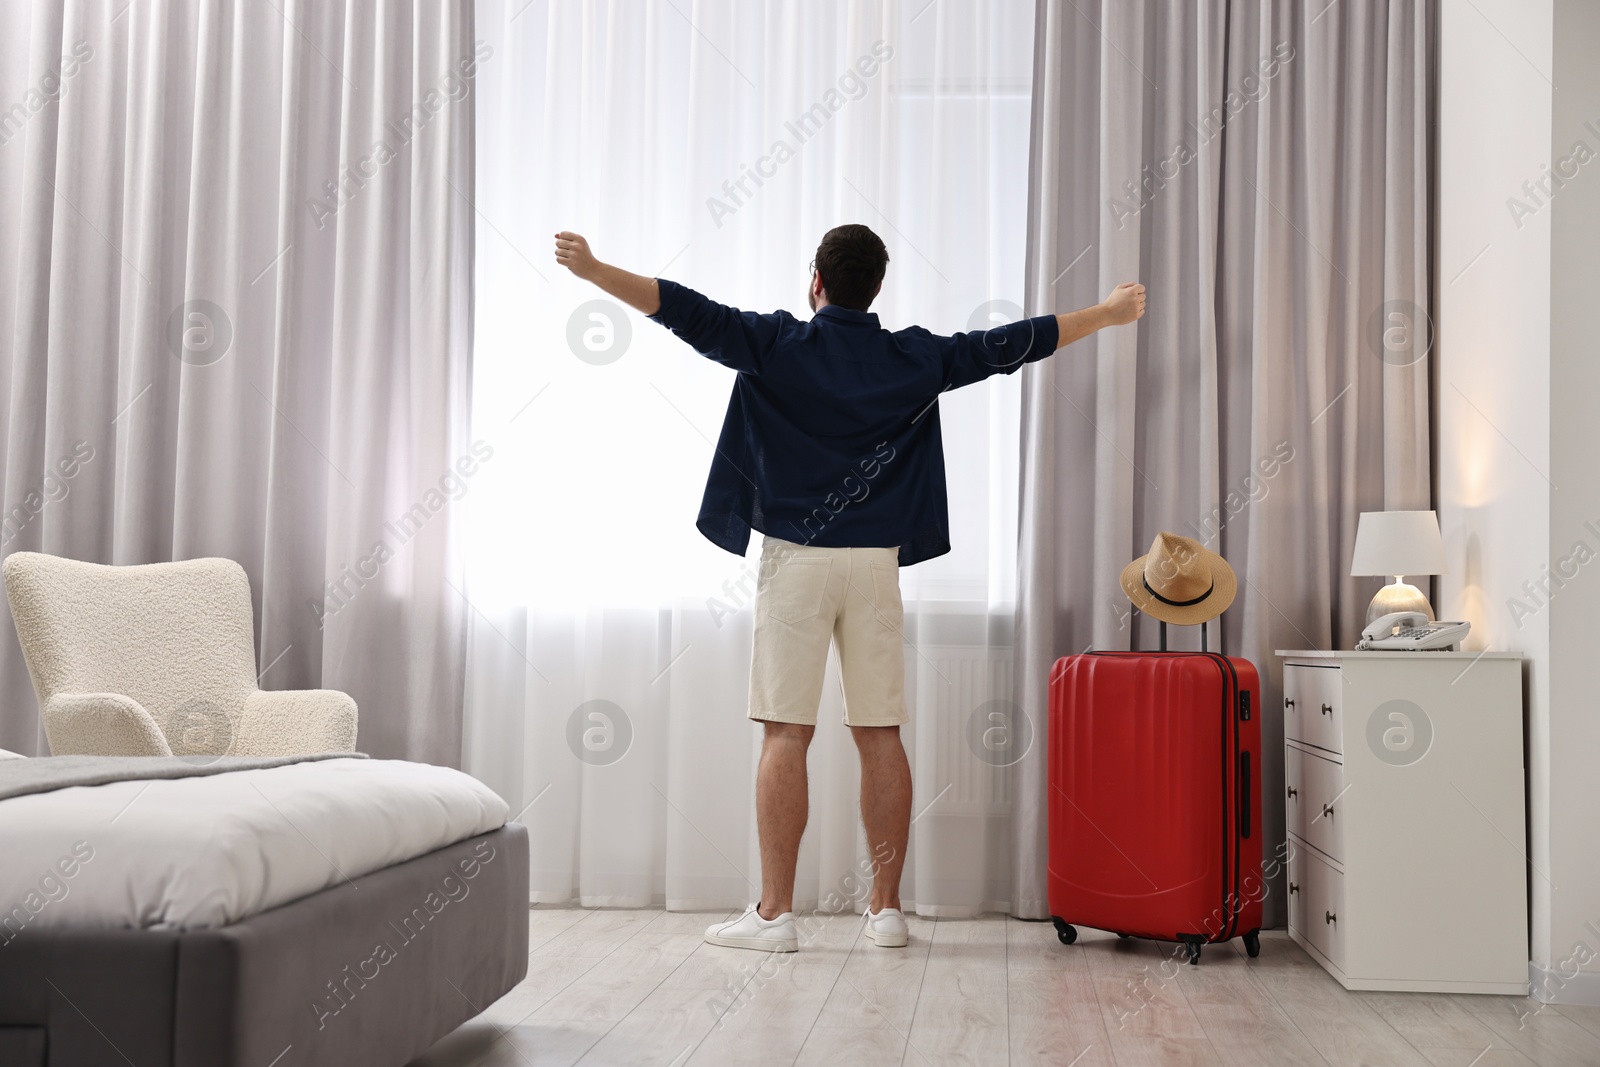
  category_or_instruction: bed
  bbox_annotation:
[0,754,529,1067]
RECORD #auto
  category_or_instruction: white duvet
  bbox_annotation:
[0,758,509,932]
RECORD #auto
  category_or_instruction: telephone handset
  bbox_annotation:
[1356,612,1471,651]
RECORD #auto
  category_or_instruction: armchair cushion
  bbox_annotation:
[238,690,358,757]
[43,693,173,757]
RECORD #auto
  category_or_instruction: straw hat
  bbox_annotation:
[1119,532,1237,626]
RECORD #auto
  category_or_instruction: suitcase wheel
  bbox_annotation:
[1243,929,1261,958]
[1116,932,1131,939]
[1184,940,1202,965]
[1051,917,1077,945]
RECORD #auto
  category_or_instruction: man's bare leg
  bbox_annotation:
[756,721,814,919]
[851,724,911,911]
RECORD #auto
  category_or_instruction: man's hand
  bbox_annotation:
[553,230,661,315]
[1053,281,1147,351]
[1101,282,1146,326]
[554,231,601,281]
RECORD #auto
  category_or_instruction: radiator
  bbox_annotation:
[909,631,1017,816]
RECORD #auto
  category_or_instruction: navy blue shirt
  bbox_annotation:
[648,278,1061,566]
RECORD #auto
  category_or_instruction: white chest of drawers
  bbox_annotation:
[1276,650,1528,994]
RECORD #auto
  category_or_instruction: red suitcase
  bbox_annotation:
[1047,647,1263,963]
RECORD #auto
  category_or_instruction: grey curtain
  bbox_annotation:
[1013,0,1431,923]
[0,0,476,763]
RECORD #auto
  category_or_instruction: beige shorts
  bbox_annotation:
[748,536,908,728]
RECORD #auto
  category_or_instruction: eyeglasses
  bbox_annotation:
[808,259,818,277]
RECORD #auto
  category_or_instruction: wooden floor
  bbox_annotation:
[409,908,1600,1067]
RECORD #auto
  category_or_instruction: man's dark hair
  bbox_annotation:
[813,224,889,311]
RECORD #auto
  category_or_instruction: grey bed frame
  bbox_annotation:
[0,823,529,1067]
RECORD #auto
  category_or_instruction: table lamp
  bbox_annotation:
[1350,510,1448,624]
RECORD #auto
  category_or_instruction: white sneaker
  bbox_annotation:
[864,906,908,947]
[704,904,799,952]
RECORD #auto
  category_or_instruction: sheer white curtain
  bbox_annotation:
[465,0,1035,915]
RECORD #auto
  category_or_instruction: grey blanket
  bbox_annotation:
[0,752,367,802]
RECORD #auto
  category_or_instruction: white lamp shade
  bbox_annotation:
[1350,510,1448,577]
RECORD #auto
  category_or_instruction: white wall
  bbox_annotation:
[1439,0,1600,1003]
[1545,0,1600,1005]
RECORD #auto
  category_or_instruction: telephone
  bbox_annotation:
[1356,612,1471,651]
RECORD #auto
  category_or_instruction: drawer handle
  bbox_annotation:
[1289,882,1299,895]
[1325,911,1337,925]
[1285,698,1296,710]
[1286,786,1298,799]
[1321,702,1332,716]
[1321,803,1334,819]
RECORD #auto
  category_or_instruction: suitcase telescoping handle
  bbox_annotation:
[1157,618,1211,652]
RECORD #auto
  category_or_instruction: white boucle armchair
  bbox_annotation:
[2,552,357,758]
